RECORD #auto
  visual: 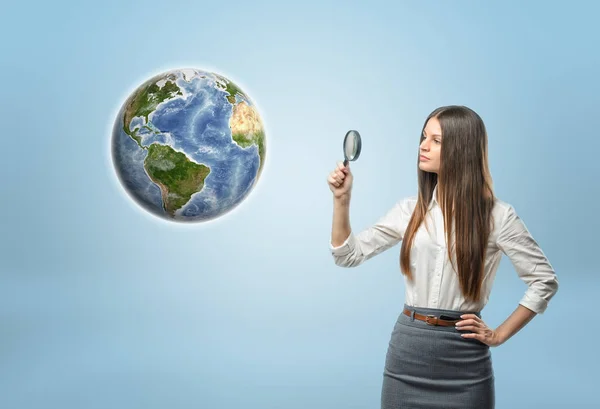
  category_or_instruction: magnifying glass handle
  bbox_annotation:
[343,159,348,167]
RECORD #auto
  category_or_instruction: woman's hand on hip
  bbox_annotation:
[455,314,504,347]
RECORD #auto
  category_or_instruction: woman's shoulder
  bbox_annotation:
[397,194,419,209]
[492,196,511,211]
[381,195,418,219]
[403,194,419,204]
[393,194,515,216]
[490,196,519,229]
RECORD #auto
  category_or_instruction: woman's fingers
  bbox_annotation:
[328,162,351,192]
[456,318,481,328]
[328,175,340,187]
[460,333,484,341]
[457,315,483,328]
[331,169,345,183]
[456,325,479,332]
[460,314,481,321]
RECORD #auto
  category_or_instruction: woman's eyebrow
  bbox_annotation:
[423,130,442,137]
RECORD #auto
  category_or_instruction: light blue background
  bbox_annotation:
[1,1,598,408]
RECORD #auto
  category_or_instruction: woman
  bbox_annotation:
[327,105,559,409]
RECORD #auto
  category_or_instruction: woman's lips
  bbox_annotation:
[420,155,430,161]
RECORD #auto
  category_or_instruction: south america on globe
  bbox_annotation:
[111,68,266,222]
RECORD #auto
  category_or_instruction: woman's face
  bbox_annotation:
[419,117,442,174]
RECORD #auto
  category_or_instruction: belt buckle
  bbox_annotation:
[425,315,439,326]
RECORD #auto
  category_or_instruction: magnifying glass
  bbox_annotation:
[343,130,362,166]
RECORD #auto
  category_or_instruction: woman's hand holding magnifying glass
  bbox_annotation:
[327,161,353,199]
[327,129,362,199]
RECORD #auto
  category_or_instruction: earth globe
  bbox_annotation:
[111,68,266,222]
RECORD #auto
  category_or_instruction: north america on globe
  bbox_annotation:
[111,68,266,222]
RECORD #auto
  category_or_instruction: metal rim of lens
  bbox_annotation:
[343,130,362,161]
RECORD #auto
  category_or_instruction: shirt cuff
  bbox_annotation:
[329,232,355,256]
[518,291,549,314]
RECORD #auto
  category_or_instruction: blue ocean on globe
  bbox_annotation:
[111,68,266,222]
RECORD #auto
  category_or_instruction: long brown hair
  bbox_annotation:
[399,106,496,302]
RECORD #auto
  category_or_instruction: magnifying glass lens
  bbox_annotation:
[343,130,362,166]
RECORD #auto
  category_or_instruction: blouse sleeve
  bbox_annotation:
[329,198,412,268]
[496,204,559,314]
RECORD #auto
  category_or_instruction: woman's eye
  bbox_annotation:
[434,140,441,144]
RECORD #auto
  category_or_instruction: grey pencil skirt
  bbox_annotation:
[381,304,495,409]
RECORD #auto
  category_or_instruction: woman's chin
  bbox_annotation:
[419,163,437,174]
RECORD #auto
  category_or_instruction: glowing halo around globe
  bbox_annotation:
[111,68,266,223]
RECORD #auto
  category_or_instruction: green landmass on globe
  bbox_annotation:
[111,68,266,222]
[144,144,211,217]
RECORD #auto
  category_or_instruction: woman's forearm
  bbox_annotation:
[331,195,351,247]
[495,304,537,344]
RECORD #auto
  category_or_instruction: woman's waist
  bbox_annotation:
[403,303,482,318]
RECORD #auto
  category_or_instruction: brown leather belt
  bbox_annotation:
[403,308,460,327]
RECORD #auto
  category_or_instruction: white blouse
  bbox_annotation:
[329,185,559,314]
